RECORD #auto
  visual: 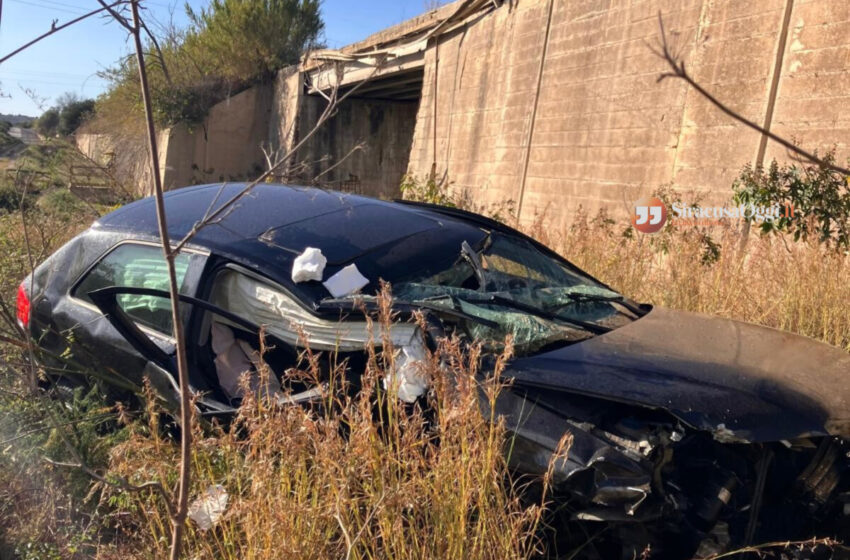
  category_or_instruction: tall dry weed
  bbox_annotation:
[105,285,543,559]
[543,208,850,352]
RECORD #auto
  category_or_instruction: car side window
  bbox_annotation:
[73,243,192,335]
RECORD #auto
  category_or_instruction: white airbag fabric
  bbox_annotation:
[211,270,430,401]
[188,484,228,531]
[210,322,281,399]
[323,263,369,298]
[383,330,429,403]
[291,247,327,283]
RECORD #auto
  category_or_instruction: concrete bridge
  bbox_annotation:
[81,0,850,226]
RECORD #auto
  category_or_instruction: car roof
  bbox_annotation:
[93,183,489,306]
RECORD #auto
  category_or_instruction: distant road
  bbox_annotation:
[8,127,39,145]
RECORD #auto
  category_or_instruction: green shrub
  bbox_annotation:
[0,182,24,213]
[57,100,95,137]
[400,173,456,207]
[35,96,94,138]
[185,0,323,83]
[36,108,60,137]
[95,0,323,128]
[400,173,517,224]
[733,153,850,250]
[36,188,89,216]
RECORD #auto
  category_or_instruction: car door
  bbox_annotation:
[89,278,337,417]
[50,241,207,393]
[87,285,256,415]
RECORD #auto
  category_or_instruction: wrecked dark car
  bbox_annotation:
[18,184,850,558]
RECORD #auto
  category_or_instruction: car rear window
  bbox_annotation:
[73,243,192,335]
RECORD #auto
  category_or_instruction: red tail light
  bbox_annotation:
[16,283,30,329]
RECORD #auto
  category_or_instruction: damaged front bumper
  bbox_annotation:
[488,386,850,558]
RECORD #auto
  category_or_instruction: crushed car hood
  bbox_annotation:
[505,307,850,442]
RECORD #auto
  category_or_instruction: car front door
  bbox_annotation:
[87,285,260,415]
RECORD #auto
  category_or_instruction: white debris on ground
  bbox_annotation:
[291,247,327,283]
[188,484,229,531]
[383,330,429,403]
[323,263,369,298]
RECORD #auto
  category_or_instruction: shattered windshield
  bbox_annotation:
[391,232,638,355]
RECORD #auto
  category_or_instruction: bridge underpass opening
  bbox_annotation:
[296,68,424,199]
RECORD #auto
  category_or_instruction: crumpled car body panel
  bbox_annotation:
[506,306,850,443]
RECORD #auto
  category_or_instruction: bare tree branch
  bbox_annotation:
[41,411,175,519]
[2,1,186,554]
[140,18,172,85]
[12,180,177,531]
[0,1,127,65]
[15,169,39,392]
[127,1,192,557]
[312,141,366,185]
[97,0,132,32]
[649,12,850,176]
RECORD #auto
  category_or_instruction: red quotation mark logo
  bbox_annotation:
[632,197,667,234]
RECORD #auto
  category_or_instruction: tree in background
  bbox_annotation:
[35,93,95,138]
[57,99,95,136]
[185,0,323,83]
[35,108,60,137]
[94,0,323,130]
[733,153,850,251]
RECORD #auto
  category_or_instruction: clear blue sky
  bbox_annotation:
[0,0,432,117]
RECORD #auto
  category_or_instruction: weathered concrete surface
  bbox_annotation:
[406,0,850,225]
[80,0,850,218]
[764,0,850,164]
[78,85,272,195]
[76,131,165,196]
[289,95,419,197]
[269,66,303,166]
[161,85,273,189]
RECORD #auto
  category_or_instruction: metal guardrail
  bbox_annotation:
[69,164,112,189]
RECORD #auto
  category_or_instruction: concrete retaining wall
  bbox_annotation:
[406,0,850,225]
[80,0,850,222]
[78,85,273,195]
[289,95,419,197]
[161,85,273,190]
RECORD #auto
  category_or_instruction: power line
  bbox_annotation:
[0,0,123,65]
[6,77,107,86]
[35,0,90,11]
[0,68,102,78]
[7,0,85,16]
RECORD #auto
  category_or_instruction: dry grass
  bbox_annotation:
[528,209,850,352]
[103,286,544,559]
[1,200,848,559]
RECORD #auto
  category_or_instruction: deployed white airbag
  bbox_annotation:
[210,269,431,401]
[384,330,429,403]
[211,269,418,351]
[210,322,281,400]
[188,484,228,531]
